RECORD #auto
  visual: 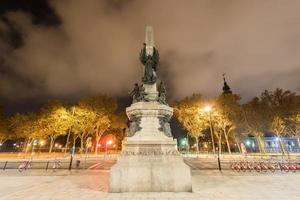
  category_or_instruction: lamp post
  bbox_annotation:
[204,105,216,154]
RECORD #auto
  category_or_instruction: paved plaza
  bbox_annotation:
[0,169,299,200]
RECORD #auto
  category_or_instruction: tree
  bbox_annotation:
[173,94,207,153]
[108,113,127,149]
[71,106,97,152]
[261,88,300,117]
[215,94,242,154]
[287,113,300,146]
[39,101,71,153]
[262,88,300,154]
[242,97,271,154]
[211,108,235,154]
[0,111,10,145]
[271,115,287,154]
[79,95,117,154]
[10,113,43,153]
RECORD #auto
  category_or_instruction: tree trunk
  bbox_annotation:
[297,137,300,149]
[24,138,33,153]
[95,136,100,154]
[234,135,241,153]
[277,134,286,155]
[80,136,84,153]
[23,138,28,153]
[256,135,266,154]
[49,136,55,153]
[94,124,100,154]
[186,134,190,153]
[218,133,222,154]
[223,130,231,154]
[195,137,199,154]
[73,136,77,149]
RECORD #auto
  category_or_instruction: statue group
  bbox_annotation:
[130,43,167,105]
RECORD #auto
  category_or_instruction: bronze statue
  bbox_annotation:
[130,83,147,102]
[139,43,159,84]
[158,81,167,105]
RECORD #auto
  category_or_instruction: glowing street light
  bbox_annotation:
[204,105,212,113]
[39,140,45,146]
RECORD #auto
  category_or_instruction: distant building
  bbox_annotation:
[243,137,300,153]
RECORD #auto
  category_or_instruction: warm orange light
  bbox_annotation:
[40,140,45,146]
[106,140,113,145]
[204,105,212,112]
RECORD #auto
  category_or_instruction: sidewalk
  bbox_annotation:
[0,170,299,200]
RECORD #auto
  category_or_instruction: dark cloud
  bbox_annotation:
[1,0,300,111]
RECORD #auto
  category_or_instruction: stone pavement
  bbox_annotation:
[0,170,299,200]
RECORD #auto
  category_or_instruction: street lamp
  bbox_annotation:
[204,105,216,154]
[40,140,45,146]
[204,105,212,113]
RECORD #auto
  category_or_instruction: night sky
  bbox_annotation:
[1,0,300,114]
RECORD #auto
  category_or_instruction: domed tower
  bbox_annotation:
[222,73,233,95]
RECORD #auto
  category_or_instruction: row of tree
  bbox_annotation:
[173,88,300,154]
[0,95,127,153]
[1,88,300,155]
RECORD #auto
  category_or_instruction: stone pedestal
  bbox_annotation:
[109,155,192,192]
[109,102,192,192]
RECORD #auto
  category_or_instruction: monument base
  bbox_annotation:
[109,155,192,192]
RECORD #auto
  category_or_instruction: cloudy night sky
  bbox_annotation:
[1,0,300,113]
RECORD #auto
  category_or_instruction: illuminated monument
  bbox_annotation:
[109,26,192,192]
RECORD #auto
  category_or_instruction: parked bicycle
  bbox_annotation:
[231,160,300,173]
[52,160,62,171]
[18,160,32,172]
